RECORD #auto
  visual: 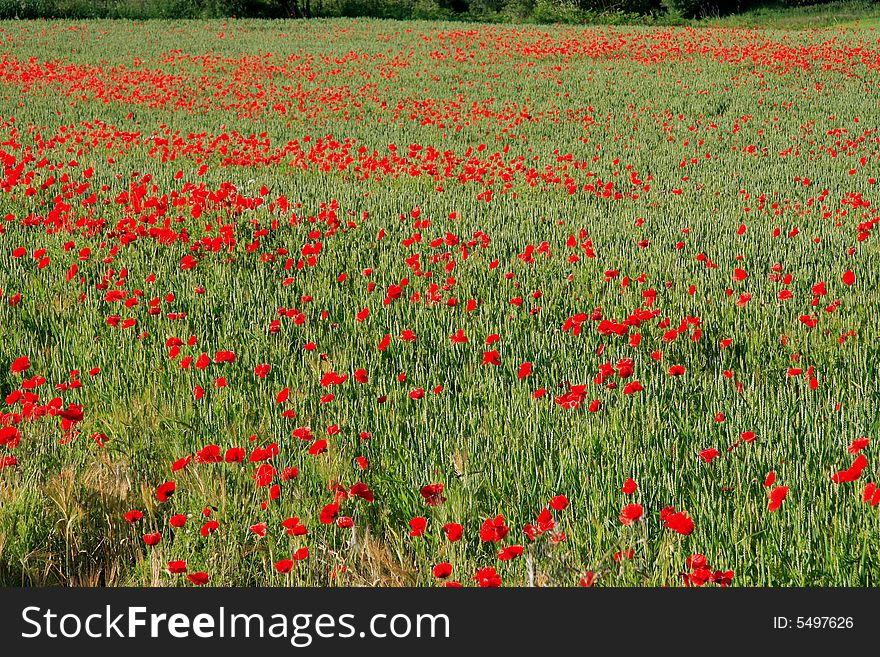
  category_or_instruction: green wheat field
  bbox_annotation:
[0,18,879,587]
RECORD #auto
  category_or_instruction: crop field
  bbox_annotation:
[0,19,879,587]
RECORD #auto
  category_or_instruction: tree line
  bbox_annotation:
[0,0,841,23]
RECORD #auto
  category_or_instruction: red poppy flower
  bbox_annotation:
[254,463,276,485]
[420,483,446,506]
[196,445,221,463]
[143,532,162,546]
[156,481,176,502]
[124,510,144,524]
[432,562,453,579]
[472,567,502,587]
[622,478,638,495]
[319,503,339,525]
[225,447,245,463]
[497,545,524,561]
[282,517,307,536]
[167,560,187,574]
[555,384,588,408]
[661,507,694,535]
[530,507,556,539]
[616,358,634,379]
[0,427,21,449]
[768,486,788,512]
[308,440,328,456]
[614,549,635,562]
[549,495,568,511]
[409,516,427,537]
[699,448,719,463]
[832,454,868,483]
[849,438,870,454]
[200,520,220,536]
[479,515,510,542]
[188,572,209,586]
[619,503,643,525]
[443,522,463,542]
[274,559,294,574]
[10,356,30,374]
[349,482,374,502]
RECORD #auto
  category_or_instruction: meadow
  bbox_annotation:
[0,18,879,587]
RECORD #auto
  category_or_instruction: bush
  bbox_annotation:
[531,0,585,22]
[587,0,664,14]
[662,0,745,19]
[412,0,456,18]
[501,0,537,20]
[0,0,283,19]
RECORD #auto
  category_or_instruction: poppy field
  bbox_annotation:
[0,19,879,588]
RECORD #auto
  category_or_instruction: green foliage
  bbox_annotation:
[531,0,584,22]
[0,0,865,23]
[0,0,283,19]
[661,0,745,19]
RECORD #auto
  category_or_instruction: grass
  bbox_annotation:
[696,1,880,29]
